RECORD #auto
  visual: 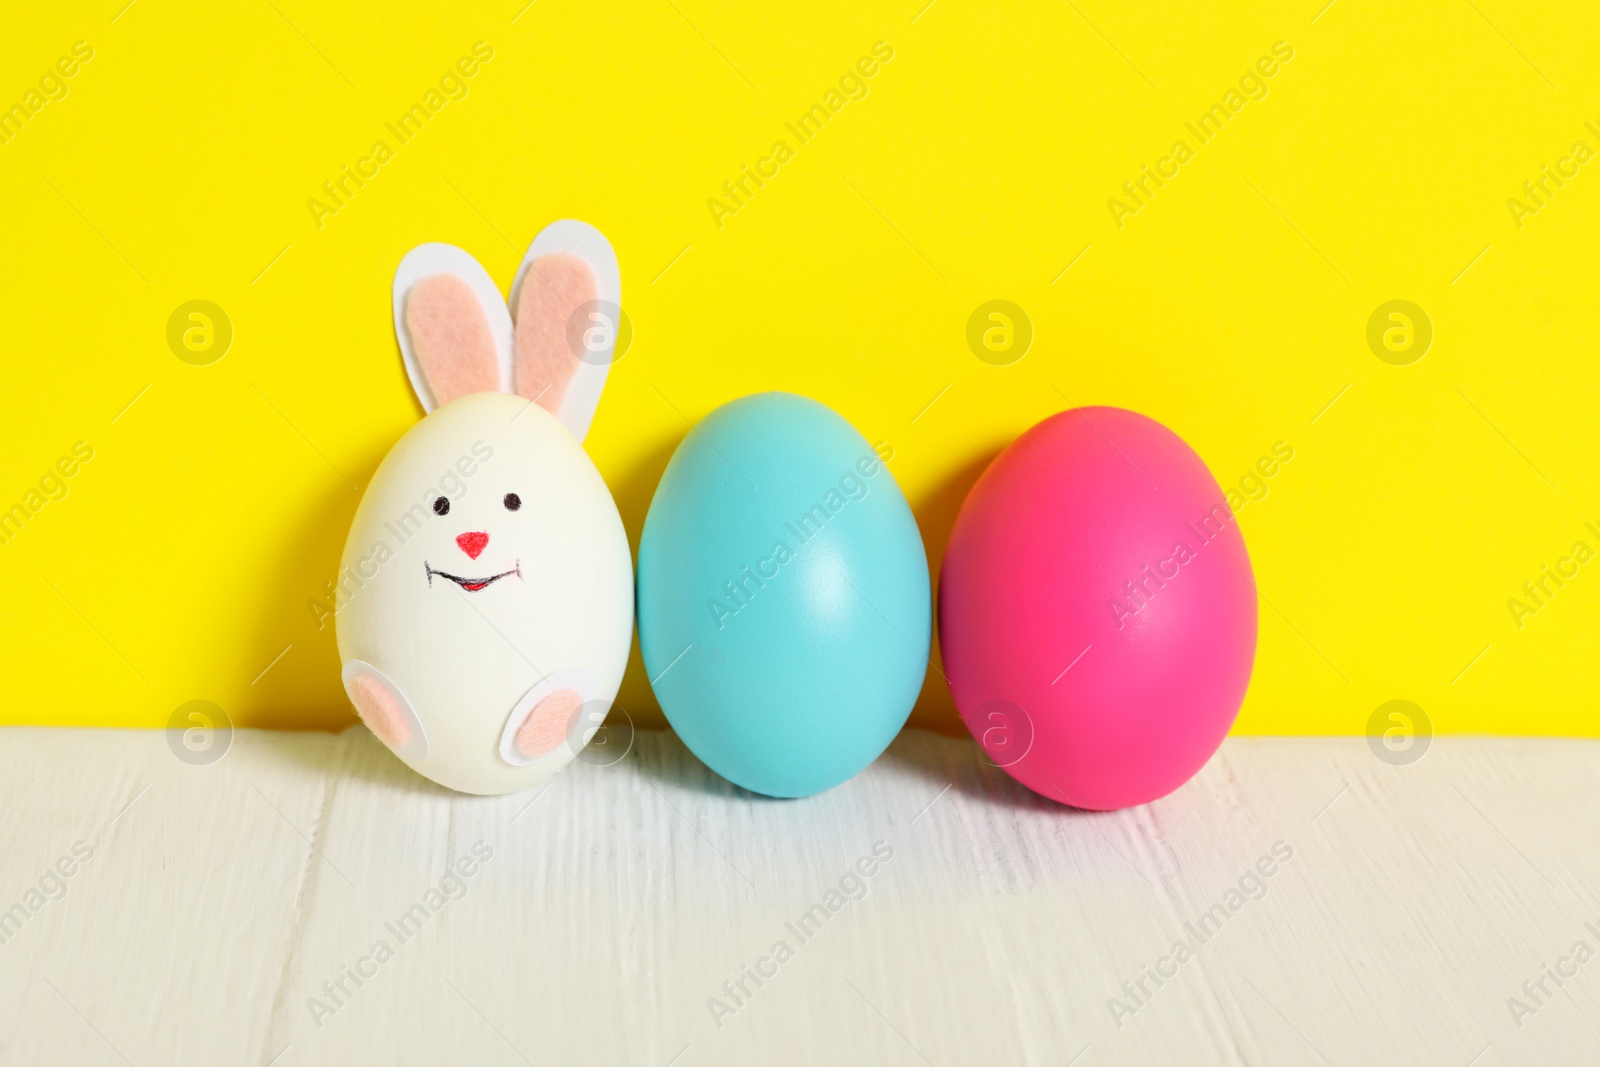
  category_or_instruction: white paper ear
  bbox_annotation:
[509,221,622,441]
[392,244,515,413]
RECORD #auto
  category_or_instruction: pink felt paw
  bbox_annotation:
[347,671,412,751]
[515,688,583,760]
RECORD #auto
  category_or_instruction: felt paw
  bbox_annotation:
[515,689,583,760]
[499,669,598,767]
[341,660,429,759]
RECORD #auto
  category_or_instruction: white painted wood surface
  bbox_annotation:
[1,726,1597,1065]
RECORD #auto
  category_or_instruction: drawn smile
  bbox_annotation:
[424,560,522,592]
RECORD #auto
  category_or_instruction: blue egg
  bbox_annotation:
[637,393,931,798]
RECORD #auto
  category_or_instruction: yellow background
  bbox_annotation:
[2,0,1596,737]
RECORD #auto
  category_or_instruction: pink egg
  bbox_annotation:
[939,407,1257,810]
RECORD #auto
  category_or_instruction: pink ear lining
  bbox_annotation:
[513,253,597,416]
[405,273,501,407]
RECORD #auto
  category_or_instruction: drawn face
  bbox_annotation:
[423,490,528,593]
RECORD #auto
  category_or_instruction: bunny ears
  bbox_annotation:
[391,220,622,441]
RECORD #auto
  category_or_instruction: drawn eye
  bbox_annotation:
[503,493,522,511]
[433,497,450,516]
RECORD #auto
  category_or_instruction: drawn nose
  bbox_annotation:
[456,532,489,560]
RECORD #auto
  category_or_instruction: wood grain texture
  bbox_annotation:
[1,727,1597,1065]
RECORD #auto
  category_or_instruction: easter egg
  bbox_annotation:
[637,393,931,798]
[336,392,634,795]
[939,407,1256,810]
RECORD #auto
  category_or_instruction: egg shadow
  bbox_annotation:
[872,728,1096,816]
[247,721,472,800]
[902,446,1001,738]
[613,724,795,804]
[237,448,385,731]
[604,431,683,732]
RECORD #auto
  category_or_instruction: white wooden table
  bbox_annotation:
[1,726,1596,1065]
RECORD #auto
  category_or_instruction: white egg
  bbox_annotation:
[336,392,632,794]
